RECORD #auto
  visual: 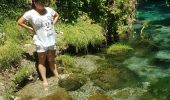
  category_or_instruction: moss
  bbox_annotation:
[107,44,133,55]
[89,92,112,100]
[39,88,70,100]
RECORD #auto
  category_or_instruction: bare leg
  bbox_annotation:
[47,50,59,78]
[37,52,48,86]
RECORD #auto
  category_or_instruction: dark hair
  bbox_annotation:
[31,0,45,9]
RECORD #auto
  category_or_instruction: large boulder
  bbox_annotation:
[15,77,63,99]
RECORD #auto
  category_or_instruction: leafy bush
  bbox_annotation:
[107,44,133,55]
[56,15,105,52]
[57,54,75,68]
[0,41,23,69]
[0,0,29,23]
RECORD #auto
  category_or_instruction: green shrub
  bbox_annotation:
[107,44,133,55]
[14,66,32,84]
[56,15,105,52]
[0,41,23,69]
[57,55,75,68]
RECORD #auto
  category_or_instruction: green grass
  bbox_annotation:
[55,15,105,52]
[57,54,75,68]
[3,20,31,44]
[0,41,23,69]
[14,66,32,84]
[107,44,134,55]
[0,20,31,69]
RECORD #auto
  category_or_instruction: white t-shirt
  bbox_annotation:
[23,7,57,47]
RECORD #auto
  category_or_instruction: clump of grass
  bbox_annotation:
[107,44,133,55]
[55,15,105,52]
[3,20,31,44]
[14,66,32,84]
[0,41,23,69]
[57,54,75,68]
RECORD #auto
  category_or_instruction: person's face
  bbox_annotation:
[35,2,45,11]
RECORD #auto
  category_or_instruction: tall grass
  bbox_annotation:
[57,54,75,68]
[3,20,31,44]
[0,20,28,69]
[55,15,105,52]
[0,41,23,69]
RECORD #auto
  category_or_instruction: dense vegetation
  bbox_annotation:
[1,0,170,99]
[0,0,138,69]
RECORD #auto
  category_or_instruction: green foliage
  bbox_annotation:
[3,20,31,44]
[3,94,13,100]
[56,15,105,52]
[107,0,136,36]
[0,0,26,23]
[14,66,32,84]
[0,41,23,69]
[107,44,133,55]
[56,0,82,22]
[58,54,75,68]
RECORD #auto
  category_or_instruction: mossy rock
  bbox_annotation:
[15,77,60,99]
[90,67,139,90]
[39,88,71,100]
[89,92,112,100]
[58,74,87,91]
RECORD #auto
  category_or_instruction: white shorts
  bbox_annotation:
[36,45,56,53]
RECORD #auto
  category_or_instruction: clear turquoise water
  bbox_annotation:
[129,1,170,99]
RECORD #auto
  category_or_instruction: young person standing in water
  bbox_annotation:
[17,0,59,87]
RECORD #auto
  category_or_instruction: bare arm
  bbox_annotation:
[17,17,34,32]
[53,12,59,25]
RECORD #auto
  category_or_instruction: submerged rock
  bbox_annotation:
[39,88,70,100]
[154,50,170,61]
[75,55,103,74]
[124,56,170,83]
[90,67,139,90]
[68,81,103,100]
[58,74,86,91]
[105,86,155,100]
